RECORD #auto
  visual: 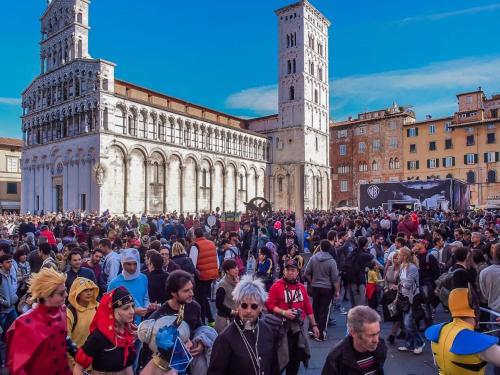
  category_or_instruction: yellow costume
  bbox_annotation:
[425,288,498,375]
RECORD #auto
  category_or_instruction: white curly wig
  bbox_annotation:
[232,274,268,305]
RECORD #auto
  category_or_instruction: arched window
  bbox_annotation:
[372,160,379,171]
[394,158,400,169]
[487,170,497,183]
[239,174,244,190]
[446,173,453,179]
[129,115,136,136]
[139,114,147,138]
[389,158,394,169]
[289,86,295,100]
[153,162,160,184]
[77,39,82,58]
[315,137,318,151]
[314,89,319,104]
[114,107,126,134]
[77,12,83,24]
[158,118,165,140]
[201,169,207,188]
[466,171,476,184]
[309,61,314,75]
[287,60,292,74]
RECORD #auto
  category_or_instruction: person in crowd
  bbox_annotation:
[344,236,375,307]
[82,247,106,294]
[73,287,137,375]
[171,241,196,275]
[39,241,58,270]
[159,245,180,273]
[321,306,387,375]
[397,247,425,355]
[66,277,99,369]
[189,228,218,325]
[12,246,30,297]
[65,249,97,291]
[7,268,72,375]
[266,259,319,375]
[304,239,340,341]
[214,259,239,334]
[0,255,18,339]
[209,275,278,375]
[147,252,170,305]
[99,238,121,289]
[382,251,404,345]
[255,246,274,291]
[366,261,383,310]
[425,287,500,375]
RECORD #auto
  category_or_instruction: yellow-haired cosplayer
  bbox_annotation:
[425,288,500,375]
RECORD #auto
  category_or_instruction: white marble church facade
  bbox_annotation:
[21,0,331,217]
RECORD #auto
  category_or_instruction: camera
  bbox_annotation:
[290,308,303,325]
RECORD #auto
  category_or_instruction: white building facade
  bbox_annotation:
[21,0,330,217]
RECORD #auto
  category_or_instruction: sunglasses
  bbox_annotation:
[240,302,259,310]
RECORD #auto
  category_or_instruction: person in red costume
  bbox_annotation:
[73,286,137,375]
[7,267,72,375]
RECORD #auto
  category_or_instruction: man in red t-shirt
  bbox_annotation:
[266,259,319,375]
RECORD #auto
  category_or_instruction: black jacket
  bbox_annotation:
[147,269,169,304]
[171,254,196,275]
[321,335,387,375]
[208,319,278,375]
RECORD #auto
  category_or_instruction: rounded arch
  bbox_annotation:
[184,153,200,166]
[128,144,149,159]
[149,148,167,163]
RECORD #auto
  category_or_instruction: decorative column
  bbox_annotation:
[222,169,226,213]
[195,166,199,214]
[245,173,249,202]
[123,157,129,214]
[179,165,184,214]
[286,172,291,209]
[162,162,168,213]
[144,160,149,214]
[209,167,214,213]
[234,168,237,213]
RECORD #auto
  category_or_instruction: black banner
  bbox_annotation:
[358,180,468,210]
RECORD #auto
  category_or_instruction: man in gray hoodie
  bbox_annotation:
[0,254,18,335]
[305,240,340,341]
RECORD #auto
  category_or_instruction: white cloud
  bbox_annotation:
[0,97,21,105]
[399,3,500,23]
[224,55,500,120]
[225,84,277,115]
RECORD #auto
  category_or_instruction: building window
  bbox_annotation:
[372,139,381,152]
[201,169,208,188]
[337,129,347,138]
[490,110,498,118]
[337,165,350,174]
[407,127,418,137]
[389,121,397,130]
[409,144,416,153]
[358,162,368,172]
[445,122,452,132]
[372,160,379,171]
[429,124,436,134]
[340,180,348,192]
[356,126,367,135]
[407,160,419,170]
[487,133,496,144]
[466,135,475,146]
[314,90,319,104]
[466,127,474,134]
[445,139,453,149]
[446,173,453,179]
[487,123,496,129]
[372,124,380,133]
[427,158,439,169]
[465,153,477,165]
[287,60,292,74]
[429,141,436,151]
[278,177,283,192]
[6,182,17,195]
[315,137,318,151]
[466,95,472,104]
[339,144,346,155]
[487,170,497,183]
[289,86,295,100]
[443,156,455,167]
[358,142,366,153]
[6,157,18,173]
[390,137,398,149]
[484,151,499,163]
[81,194,86,211]
[466,171,476,183]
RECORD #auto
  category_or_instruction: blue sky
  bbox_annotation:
[1,0,500,138]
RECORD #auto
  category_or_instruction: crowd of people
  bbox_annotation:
[0,207,498,374]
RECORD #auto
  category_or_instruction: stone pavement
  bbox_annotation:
[299,304,496,375]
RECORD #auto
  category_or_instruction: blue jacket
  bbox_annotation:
[108,273,149,324]
[65,267,96,291]
[0,269,18,313]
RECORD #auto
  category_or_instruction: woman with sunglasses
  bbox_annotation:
[7,267,72,375]
[208,275,278,375]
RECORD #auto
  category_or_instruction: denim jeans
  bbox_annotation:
[403,309,423,350]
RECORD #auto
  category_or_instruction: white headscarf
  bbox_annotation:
[120,248,141,280]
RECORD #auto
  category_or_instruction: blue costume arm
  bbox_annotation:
[450,330,498,355]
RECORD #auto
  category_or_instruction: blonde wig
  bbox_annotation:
[29,267,67,300]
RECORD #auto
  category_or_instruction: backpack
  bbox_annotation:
[229,249,246,276]
[435,268,460,308]
[342,251,361,283]
[67,304,97,332]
